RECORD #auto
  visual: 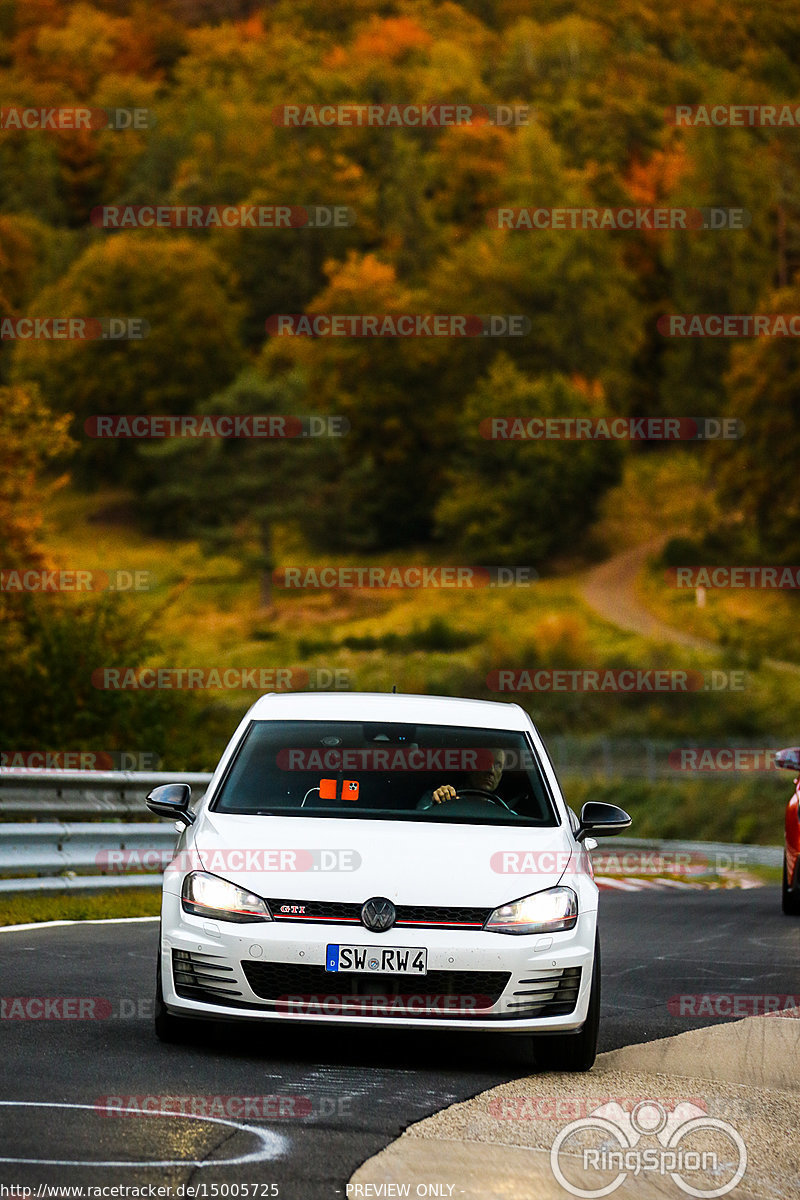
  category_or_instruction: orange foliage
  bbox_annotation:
[236,12,266,40]
[13,3,159,90]
[348,16,432,63]
[0,386,74,571]
[625,143,689,205]
[313,252,402,310]
[569,374,606,404]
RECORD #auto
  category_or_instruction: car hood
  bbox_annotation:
[183,811,576,906]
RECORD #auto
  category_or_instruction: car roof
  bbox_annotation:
[246,691,531,731]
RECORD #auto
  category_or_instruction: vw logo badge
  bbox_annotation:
[361,896,396,933]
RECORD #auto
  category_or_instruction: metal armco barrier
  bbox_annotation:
[0,823,178,893]
[0,769,212,894]
[0,766,783,896]
[0,769,212,819]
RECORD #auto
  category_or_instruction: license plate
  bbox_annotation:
[326,944,428,974]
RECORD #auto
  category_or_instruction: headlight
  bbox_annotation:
[181,872,272,923]
[485,886,578,935]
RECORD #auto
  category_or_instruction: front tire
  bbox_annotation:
[533,934,600,1073]
[782,853,800,915]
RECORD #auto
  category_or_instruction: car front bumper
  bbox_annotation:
[159,890,598,1034]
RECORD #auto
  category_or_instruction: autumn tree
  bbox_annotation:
[10,234,244,482]
[138,366,334,608]
[0,383,74,569]
[712,281,800,560]
[435,356,624,564]
[261,251,470,549]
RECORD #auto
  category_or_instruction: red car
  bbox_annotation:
[776,747,800,915]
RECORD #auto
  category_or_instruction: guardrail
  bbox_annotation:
[0,823,179,893]
[0,765,784,895]
[0,769,212,819]
[0,769,212,894]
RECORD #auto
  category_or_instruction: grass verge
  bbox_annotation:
[0,887,161,927]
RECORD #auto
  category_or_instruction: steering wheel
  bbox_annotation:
[444,787,515,813]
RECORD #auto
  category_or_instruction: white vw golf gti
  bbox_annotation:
[148,691,630,1070]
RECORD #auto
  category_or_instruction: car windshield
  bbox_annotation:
[211,720,558,825]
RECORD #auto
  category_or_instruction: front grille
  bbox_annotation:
[241,960,510,1017]
[172,949,256,1007]
[267,899,491,930]
[501,966,582,1017]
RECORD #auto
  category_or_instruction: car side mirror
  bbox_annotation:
[575,801,631,842]
[775,747,800,772]
[146,783,195,826]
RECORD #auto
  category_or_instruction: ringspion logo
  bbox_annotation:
[550,1100,746,1198]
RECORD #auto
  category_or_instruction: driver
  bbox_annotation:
[417,749,506,809]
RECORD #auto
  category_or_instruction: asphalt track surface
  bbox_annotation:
[2,888,799,1197]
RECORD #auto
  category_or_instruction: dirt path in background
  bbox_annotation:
[580,539,716,651]
[580,539,800,674]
